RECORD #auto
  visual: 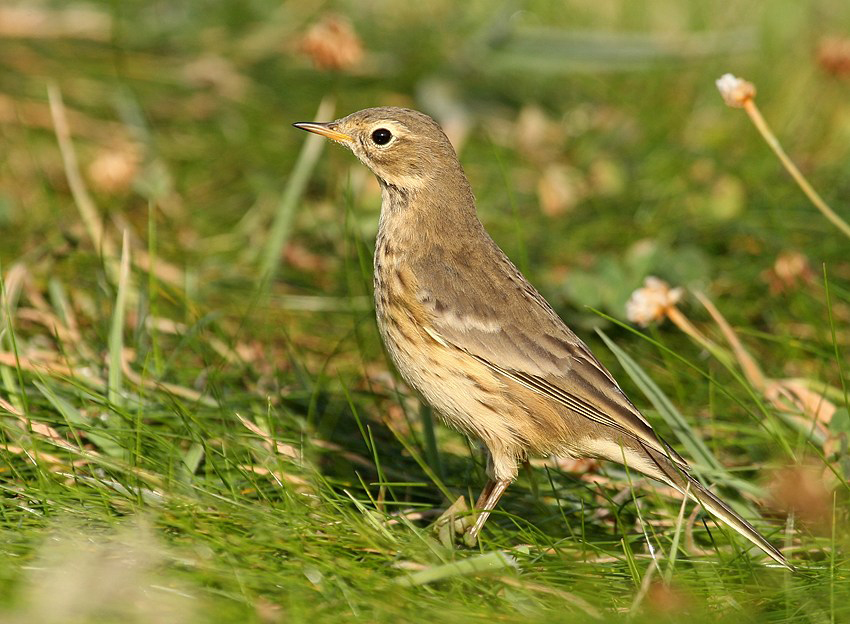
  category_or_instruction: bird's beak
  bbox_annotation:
[292,121,353,143]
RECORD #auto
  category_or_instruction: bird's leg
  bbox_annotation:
[463,478,511,547]
[474,478,497,509]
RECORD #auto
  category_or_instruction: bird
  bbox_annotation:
[294,107,792,569]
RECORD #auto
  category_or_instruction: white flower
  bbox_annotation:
[716,73,756,108]
[625,277,683,327]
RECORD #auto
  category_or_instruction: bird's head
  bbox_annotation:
[294,107,460,191]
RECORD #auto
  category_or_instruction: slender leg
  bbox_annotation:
[463,478,511,546]
[474,479,497,508]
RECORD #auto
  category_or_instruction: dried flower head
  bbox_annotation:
[817,36,850,78]
[626,277,684,327]
[645,581,693,617]
[537,164,584,216]
[762,250,813,294]
[716,73,756,108]
[299,14,363,71]
[769,463,834,534]
[87,143,140,195]
[182,55,248,100]
[515,105,562,161]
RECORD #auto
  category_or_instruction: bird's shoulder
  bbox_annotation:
[409,232,586,377]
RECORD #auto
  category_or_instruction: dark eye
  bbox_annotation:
[371,128,393,145]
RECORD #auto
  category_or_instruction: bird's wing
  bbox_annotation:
[412,243,685,466]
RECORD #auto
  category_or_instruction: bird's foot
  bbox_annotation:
[432,496,479,548]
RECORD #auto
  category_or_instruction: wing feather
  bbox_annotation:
[412,243,686,467]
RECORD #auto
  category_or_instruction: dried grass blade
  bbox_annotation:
[47,82,118,272]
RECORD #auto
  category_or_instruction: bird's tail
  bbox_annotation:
[641,443,793,570]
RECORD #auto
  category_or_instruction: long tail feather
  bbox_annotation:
[643,443,793,570]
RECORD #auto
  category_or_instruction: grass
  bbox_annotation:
[1,0,849,622]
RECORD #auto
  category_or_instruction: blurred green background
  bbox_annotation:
[1,1,849,622]
[4,1,850,311]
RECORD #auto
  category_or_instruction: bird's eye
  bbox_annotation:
[371,128,393,145]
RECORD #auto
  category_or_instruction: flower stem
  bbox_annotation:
[742,99,850,239]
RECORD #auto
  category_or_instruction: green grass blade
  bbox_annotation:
[597,329,722,473]
[395,551,518,586]
[259,96,335,285]
[108,230,132,408]
[34,380,124,458]
[597,329,764,500]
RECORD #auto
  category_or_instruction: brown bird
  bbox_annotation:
[294,107,791,569]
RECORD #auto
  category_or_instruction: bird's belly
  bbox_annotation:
[374,298,476,422]
[375,292,536,473]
